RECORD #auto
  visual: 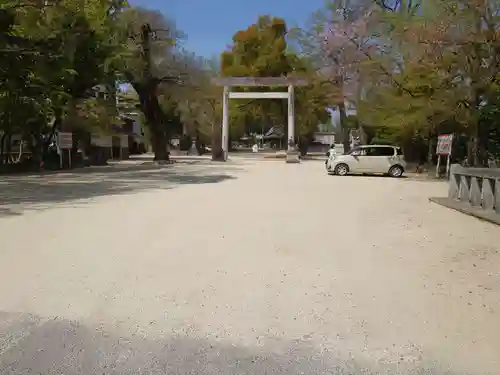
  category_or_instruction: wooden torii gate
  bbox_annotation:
[212,77,308,163]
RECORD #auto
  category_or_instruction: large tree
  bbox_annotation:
[119,7,197,161]
[220,15,330,151]
[0,0,129,166]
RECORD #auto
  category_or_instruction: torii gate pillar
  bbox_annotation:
[222,86,230,161]
[286,84,299,163]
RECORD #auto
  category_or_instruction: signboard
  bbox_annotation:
[91,134,112,148]
[120,134,129,148]
[436,134,453,156]
[57,132,73,149]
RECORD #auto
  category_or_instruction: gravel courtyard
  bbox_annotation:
[0,158,499,374]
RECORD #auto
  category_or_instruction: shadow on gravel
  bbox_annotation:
[0,164,237,217]
[0,312,457,375]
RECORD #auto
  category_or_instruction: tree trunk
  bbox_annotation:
[471,135,481,167]
[151,128,168,161]
[466,137,475,166]
[134,81,170,161]
[478,122,489,167]
[358,124,367,145]
[298,135,310,156]
[45,107,63,149]
[31,132,43,170]
[0,132,7,166]
[338,101,350,153]
[211,119,224,161]
[427,138,434,164]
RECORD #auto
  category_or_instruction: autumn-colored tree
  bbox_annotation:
[295,0,379,152]
[302,0,500,165]
[220,15,330,151]
[171,54,223,156]
[360,0,500,165]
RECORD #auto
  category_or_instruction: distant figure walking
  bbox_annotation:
[327,144,336,158]
[252,143,259,153]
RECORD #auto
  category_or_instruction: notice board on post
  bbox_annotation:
[57,132,73,149]
[436,134,453,156]
[435,134,454,177]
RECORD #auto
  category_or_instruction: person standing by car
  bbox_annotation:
[325,144,336,164]
[326,144,336,157]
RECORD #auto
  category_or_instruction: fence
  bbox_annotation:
[431,164,500,224]
[448,164,500,212]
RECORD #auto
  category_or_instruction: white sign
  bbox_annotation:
[120,135,129,148]
[57,132,73,149]
[436,134,453,156]
[91,134,112,147]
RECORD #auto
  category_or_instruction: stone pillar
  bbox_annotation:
[470,176,482,207]
[222,86,229,161]
[448,164,461,199]
[482,178,495,210]
[286,84,299,164]
[459,175,470,202]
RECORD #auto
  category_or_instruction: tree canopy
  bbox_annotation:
[220,16,331,151]
[4,0,500,168]
[298,0,500,165]
[0,0,217,165]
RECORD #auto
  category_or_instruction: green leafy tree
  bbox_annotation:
[0,0,129,167]
[119,7,190,161]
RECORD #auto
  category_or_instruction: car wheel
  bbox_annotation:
[389,165,403,178]
[335,163,349,176]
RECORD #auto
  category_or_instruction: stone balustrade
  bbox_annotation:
[430,164,500,224]
[449,164,500,212]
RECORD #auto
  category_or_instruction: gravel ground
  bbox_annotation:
[0,159,499,375]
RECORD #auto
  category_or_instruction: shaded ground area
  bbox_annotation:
[0,160,499,374]
[0,161,237,217]
[0,311,466,375]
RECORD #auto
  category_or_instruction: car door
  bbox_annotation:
[367,146,396,173]
[345,147,366,172]
[351,146,378,172]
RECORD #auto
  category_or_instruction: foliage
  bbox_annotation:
[118,7,219,159]
[0,0,130,144]
[220,16,330,145]
[300,0,500,165]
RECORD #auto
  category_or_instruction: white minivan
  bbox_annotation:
[326,145,406,177]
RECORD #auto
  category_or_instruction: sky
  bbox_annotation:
[129,0,326,58]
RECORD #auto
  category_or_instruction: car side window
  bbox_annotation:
[364,147,379,156]
[352,148,368,156]
[369,147,395,156]
[349,147,362,156]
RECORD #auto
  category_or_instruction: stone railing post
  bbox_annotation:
[496,178,500,215]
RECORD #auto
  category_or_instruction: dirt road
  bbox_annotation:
[0,160,498,374]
